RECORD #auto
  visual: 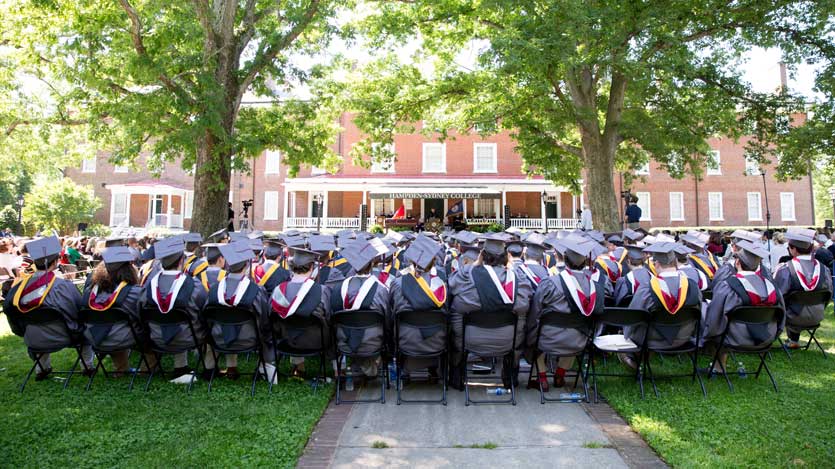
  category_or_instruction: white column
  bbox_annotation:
[540,192,546,231]
[166,190,173,228]
[179,191,185,229]
[420,199,425,220]
[463,198,468,221]
[125,192,131,227]
[322,190,329,229]
[572,193,577,218]
[283,187,290,230]
[501,191,507,222]
[556,191,562,219]
[370,198,376,220]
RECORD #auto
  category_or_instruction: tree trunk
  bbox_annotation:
[191,131,232,236]
[582,135,621,232]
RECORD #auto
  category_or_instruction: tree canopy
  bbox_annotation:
[23,177,101,235]
[346,0,835,230]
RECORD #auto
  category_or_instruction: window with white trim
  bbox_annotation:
[265,149,281,174]
[81,157,96,173]
[114,164,128,173]
[780,192,796,221]
[669,192,684,221]
[287,192,296,218]
[747,192,762,221]
[473,143,497,173]
[422,143,446,173]
[708,192,724,220]
[473,199,495,217]
[375,199,395,216]
[635,192,651,221]
[635,161,650,175]
[111,193,128,226]
[264,191,279,220]
[184,191,194,219]
[744,156,760,176]
[370,143,396,173]
[706,150,721,175]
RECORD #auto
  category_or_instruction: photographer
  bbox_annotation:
[624,194,642,229]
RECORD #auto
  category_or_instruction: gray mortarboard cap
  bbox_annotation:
[26,236,62,264]
[202,243,223,262]
[342,238,389,271]
[586,230,605,244]
[482,233,507,256]
[817,234,829,244]
[154,236,185,261]
[622,228,644,242]
[460,243,481,262]
[507,240,524,256]
[289,247,320,267]
[101,247,136,268]
[452,230,479,245]
[525,243,545,259]
[263,239,283,258]
[218,241,253,271]
[384,231,404,243]
[105,236,127,247]
[736,240,768,268]
[284,229,301,237]
[673,244,695,256]
[624,244,645,261]
[607,234,623,244]
[309,234,336,253]
[643,242,678,264]
[140,244,155,261]
[680,234,706,249]
[281,234,307,248]
[561,236,595,265]
[336,229,355,237]
[247,230,264,240]
[183,232,203,244]
[248,237,264,253]
[785,228,816,248]
[590,243,608,259]
[405,234,440,270]
[208,228,228,242]
[228,232,248,242]
[525,232,546,247]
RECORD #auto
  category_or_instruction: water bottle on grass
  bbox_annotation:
[486,388,509,396]
[737,362,747,379]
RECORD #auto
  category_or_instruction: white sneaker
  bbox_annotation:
[258,363,278,384]
[169,372,196,384]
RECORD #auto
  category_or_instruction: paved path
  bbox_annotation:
[298,382,667,469]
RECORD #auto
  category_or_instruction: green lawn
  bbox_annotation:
[0,317,331,469]
[598,309,835,468]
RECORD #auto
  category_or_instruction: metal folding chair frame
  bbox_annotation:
[269,311,329,393]
[528,311,594,404]
[202,305,270,396]
[587,307,650,403]
[331,309,388,405]
[79,306,152,392]
[141,307,206,393]
[709,306,783,392]
[642,306,706,398]
[394,309,449,405]
[462,308,518,406]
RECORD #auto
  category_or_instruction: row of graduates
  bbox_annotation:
[4,224,832,388]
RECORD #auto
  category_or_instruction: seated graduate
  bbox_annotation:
[680,233,719,288]
[518,233,551,288]
[675,244,710,292]
[594,235,626,285]
[81,246,144,375]
[330,237,390,381]
[137,244,161,287]
[703,240,785,373]
[202,241,270,381]
[613,245,652,307]
[269,245,331,379]
[253,239,290,295]
[311,234,353,289]
[621,242,702,369]
[713,230,773,285]
[197,243,226,292]
[526,236,602,391]
[774,228,833,349]
[4,236,93,380]
[137,235,209,382]
[183,232,208,277]
[450,234,532,390]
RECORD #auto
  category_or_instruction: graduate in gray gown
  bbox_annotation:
[623,242,702,368]
[703,240,785,373]
[254,239,291,295]
[713,230,773,286]
[269,246,332,379]
[675,244,710,292]
[331,237,391,379]
[526,236,603,390]
[449,234,532,389]
[137,235,209,382]
[202,241,271,381]
[518,234,551,288]
[196,243,226,293]
[4,236,93,380]
[613,245,652,306]
[773,228,833,348]
[183,233,209,277]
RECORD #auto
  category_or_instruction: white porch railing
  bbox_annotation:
[510,218,543,229]
[547,218,579,230]
[285,217,369,230]
[285,217,321,229]
[284,216,579,231]
[465,218,499,225]
[149,214,184,229]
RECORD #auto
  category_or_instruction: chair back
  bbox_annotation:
[785,289,830,307]
[539,310,593,330]
[331,309,385,357]
[600,307,649,328]
[649,305,700,325]
[464,308,516,329]
[398,309,446,328]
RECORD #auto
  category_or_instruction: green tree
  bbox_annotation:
[2,0,345,235]
[23,177,101,235]
[347,0,835,231]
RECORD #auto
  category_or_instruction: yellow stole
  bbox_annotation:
[689,254,716,280]
[12,272,57,313]
[88,282,128,311]
[200,270,226,292]
[649,274,689,314]
[258,263,281,287]
[411,273,445,308]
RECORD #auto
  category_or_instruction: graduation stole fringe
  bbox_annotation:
[257,262,282,287]
[650,273,689,315]
[689,254,716,280]
[12,272,56,313]
[88,282,128,311]
[410,272,446,307]
[200,270,226,292]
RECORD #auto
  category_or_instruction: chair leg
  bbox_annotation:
[19,355,40,393]
[535,355,545,405]
[754,354,766,379]
[716,358,733,392]
[250,354,261,397]
[777,337,793,361]
[335,355,342,405]
[395,353,402,405]
[441,354,448,406]
[463,354,470,407]
[760,355,779,392]
[509,353,516,406]
[206,349,219,393]
[807,329,827,358]
[85,353,107,392]
[144,353,161,392]
[129,352,152,391]
[690,352,707,397]
[63,355,81,391]
[645,353,659,398]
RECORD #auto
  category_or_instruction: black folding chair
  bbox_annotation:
[462,308,518,406]
[394,309,448,405]
[79,306,152,391]
[701,290,713,302]
[588,307,650,402]
[643,305,706,398]
[331,309,388,405]
[202,305,270,396]
[529,311,594,404]
[141,306,205,393]
[8,307,92,393]
[269,311,329,393]
[781,290,831,359]
[709,306,783,392]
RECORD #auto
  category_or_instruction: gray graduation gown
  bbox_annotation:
[206,273,271,357]
[626,273,702,349]
[330,275,389,358]
[390,273,447,370]
[449,264,532,365]
[81,284,144,350]
[703,272,785,346]
[138,271,208,351]
[4,271,83,351]
[271,276,332,355]
[773,256,833,332]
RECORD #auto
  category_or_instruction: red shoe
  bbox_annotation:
[553,367,566,388]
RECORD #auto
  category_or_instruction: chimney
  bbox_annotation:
[778,61,788,94]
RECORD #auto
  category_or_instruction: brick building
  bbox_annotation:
[68,114,814,233]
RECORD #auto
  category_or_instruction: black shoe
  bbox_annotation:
[35,368,53,381]
[225,367,240,381]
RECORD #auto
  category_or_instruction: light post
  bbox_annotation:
[541,191,549,233]
[760,169,772,252]
[314,193,323,231]
[16,194,24,234]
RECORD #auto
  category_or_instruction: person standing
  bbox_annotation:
[579,205,593,230]
[624,195,642,230]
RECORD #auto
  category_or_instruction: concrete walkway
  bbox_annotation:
[298,382,667,469]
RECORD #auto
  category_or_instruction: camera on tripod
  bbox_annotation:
[241,199,254,218]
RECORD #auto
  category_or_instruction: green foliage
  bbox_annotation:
[23,178,101,235]
[470,222,506,233]
[0,324,331,468]
[0,206,18,232]
[347,0,835,230]
[601,312,835,468]
[371,441,389,449]
[369,224,384,234]
[81,224,112,238]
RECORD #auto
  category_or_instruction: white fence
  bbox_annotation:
[284,216,579,231]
